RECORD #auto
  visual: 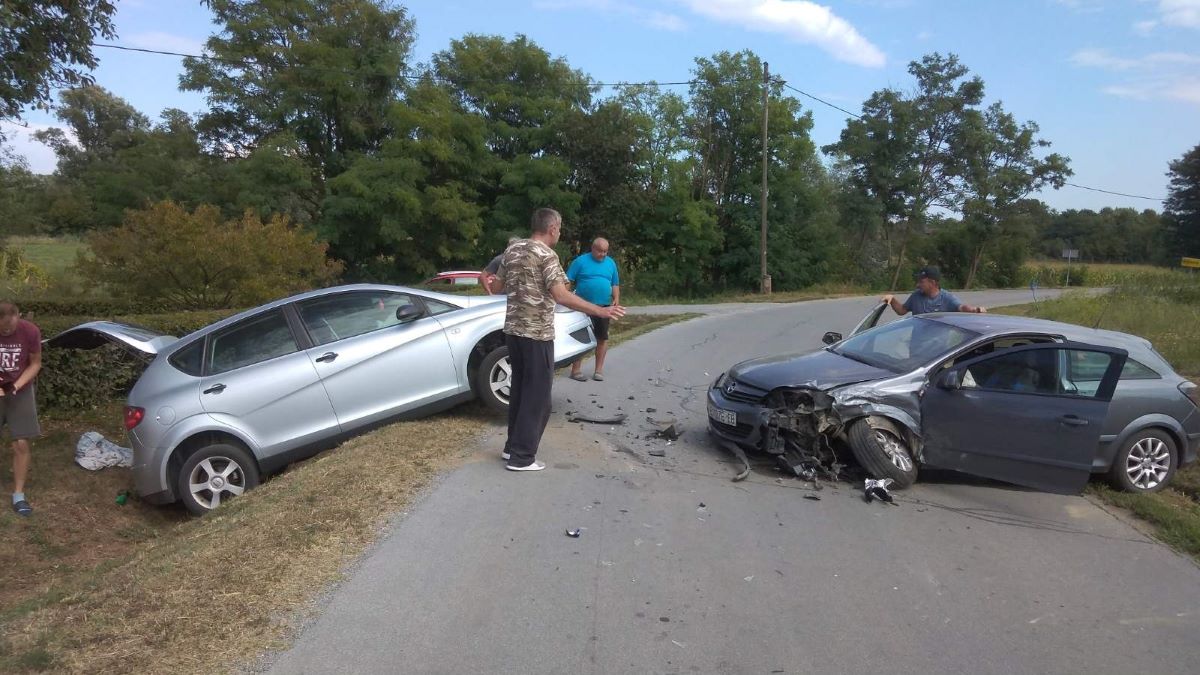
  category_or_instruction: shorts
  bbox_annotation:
[0,385,41,440]
[591,312,611,342]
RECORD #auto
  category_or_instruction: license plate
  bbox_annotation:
[708,403,737,427]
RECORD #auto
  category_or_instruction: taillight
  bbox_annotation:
[124,406,145,430]
[1179,382,1200,409]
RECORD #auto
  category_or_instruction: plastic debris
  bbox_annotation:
[648,448,666,457]
[566,528,582,538]
[568,412,627,425]
[652,424,682,441]
[804,494,821,501]
[863,478,896,504]
[75,431,134,470]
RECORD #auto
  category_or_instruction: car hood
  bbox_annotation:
[729,348,893,392]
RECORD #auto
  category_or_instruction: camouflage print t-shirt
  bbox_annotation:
[497,239,568,341]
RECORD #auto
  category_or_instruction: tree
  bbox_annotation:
[958,102,1070,287]
[431,35,591,254]
[1164,143,1200,259]
[321,78,488,280]
[0,1,116,130]
[825,53,984,288]
[181,0,415,202]
[686,50,835,291]
[79,201,342,309]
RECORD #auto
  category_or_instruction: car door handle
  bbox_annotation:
[316,352,338,363]
[1059,415,1089,427]
[203,384,226,395]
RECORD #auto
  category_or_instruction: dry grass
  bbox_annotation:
[0,312,698,673]
[624,282,868,307]
[607,312,701,347]
[0,407,492,673]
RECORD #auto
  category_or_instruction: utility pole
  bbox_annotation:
[760,61,771,295]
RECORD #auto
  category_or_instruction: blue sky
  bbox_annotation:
[4,0,1198,212]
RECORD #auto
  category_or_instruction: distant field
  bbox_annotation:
[5,236,87,278]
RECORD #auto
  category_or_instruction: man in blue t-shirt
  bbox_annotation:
[882,266,987,317]
[567,237,620,382]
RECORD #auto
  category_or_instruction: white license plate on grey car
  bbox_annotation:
[708,403,737,427]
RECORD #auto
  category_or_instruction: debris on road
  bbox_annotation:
[568,412,628,425]
[565,528,582,538]
[803,494,821,501]
[648,448,666,457]
[863,478,896,504]
[652,423,682,442]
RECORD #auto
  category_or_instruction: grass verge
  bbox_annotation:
[3,237,88,279]
[623,282,868,307]
[996,288,1200,559]
[0,312,696,673]
[607,312,701,347]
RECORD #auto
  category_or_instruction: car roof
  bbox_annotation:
[920,312,1152,350]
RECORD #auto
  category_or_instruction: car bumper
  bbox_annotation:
[706,386,770,451]
[554,315,597,367]
[129,427,174,503]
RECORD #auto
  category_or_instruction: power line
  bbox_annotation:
[92,43,702,88]
[90,42,1169,203]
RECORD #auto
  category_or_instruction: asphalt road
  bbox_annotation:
[265,291,1200,675]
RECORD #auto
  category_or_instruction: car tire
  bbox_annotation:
[476,346,511,414]
[1108,429,1177,493]
[176,443,260,516]
[847,419,918,489]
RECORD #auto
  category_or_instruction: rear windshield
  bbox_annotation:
[834,317,978,373]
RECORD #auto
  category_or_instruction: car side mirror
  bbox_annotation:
[822,331,843,346]
[938,370,962,390]
[396,305,424,323]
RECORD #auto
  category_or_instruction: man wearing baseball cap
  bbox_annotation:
[882,266,987,316]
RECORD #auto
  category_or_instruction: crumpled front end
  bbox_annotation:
[761,388,847,480]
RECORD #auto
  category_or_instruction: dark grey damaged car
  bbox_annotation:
[707,304,1200,494]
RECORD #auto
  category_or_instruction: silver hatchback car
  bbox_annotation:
[50,284,596,514]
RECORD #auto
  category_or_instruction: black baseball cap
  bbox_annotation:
[915,266,941,282]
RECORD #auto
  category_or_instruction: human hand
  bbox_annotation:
[603,305,627,320]
[881,294,895,305]
[978,306,988,314]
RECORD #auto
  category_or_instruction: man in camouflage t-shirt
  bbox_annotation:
[493,208,626,471]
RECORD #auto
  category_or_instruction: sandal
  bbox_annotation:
[592,373,605,381]
[569,372,588,382]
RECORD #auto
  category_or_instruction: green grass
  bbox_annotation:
[3,236,87,278]
[607,313,701,346]
[996,282,1200,558]
[623,282,868,306]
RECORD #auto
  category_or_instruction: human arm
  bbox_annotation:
[11,349,41,394]
[881,294,909,316]
[610,260,620,305]
[611,285,620,306]
[550,282,626,320]
[946,292,985,314]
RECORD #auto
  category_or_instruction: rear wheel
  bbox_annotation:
[847,419,918,489]
[1108,430,1176,493]
[176,443,260,516]
[476,346,511,414]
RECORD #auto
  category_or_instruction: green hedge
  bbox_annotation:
[36,309,240,414]
[14,297,178,318]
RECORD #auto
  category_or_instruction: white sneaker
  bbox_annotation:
[505,460,546,472]
[501,451,511,461]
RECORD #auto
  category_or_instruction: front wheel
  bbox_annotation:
[177,443,260,516]
[847,419,918,489]
[476,346,511,414]
[1108,430,1176,493]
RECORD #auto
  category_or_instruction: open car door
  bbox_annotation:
[920,342,1127,494]
[851,301,888,337]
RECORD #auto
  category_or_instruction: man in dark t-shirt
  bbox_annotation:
[0,301,42,517]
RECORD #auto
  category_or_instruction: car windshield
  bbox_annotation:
[832,317,978,373]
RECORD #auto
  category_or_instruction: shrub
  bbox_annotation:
[78,201,343,310]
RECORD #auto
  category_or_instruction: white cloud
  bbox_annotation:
[124,31,206,56]
[533,1,687,32]
[1158,0,1200,28]
[1133,19,1159,35]
[679,0,885,68]
[1073,47,1200,105]
[1071,48,1200,71]
[1052,0,1105,13]
[916,29,934,41]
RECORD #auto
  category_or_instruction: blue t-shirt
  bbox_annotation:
[567,254,620,306]
[904,289,962,315]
